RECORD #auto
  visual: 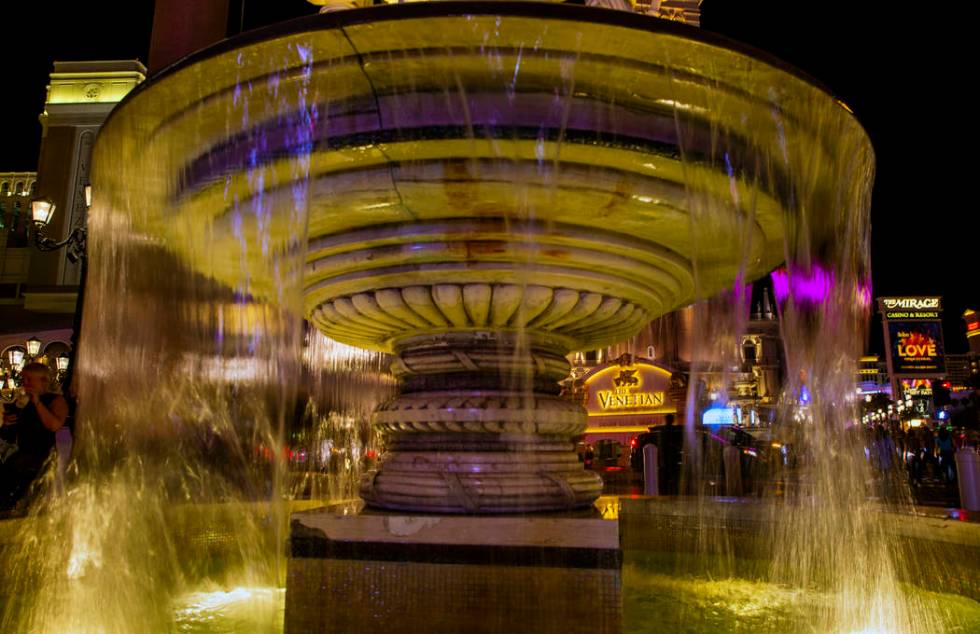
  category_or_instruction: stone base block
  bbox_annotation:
[286,507,621,633]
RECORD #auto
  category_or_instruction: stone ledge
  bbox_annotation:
[290,508,621,569]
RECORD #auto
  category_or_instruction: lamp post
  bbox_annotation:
[25,336,42,358]
[8,348,25,370]
[0,336,67,401]
[30,195,87,263]
[56,353,70,377]
[29,189,89,398]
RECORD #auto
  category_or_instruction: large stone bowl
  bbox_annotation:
[92,2,871,512]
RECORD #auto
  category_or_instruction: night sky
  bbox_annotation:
[5,2,971,352]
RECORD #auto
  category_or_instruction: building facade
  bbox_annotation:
[565,282,788,451]
[25,60,146,313]
[0,172,38,303]
[0,62,145,388]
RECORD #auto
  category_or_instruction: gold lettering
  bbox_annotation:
[595,390,666,411]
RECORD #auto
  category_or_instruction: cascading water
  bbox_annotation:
[0,35,390,633]
[1,3,977,632]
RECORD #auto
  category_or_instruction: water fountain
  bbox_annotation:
[3,2,980,633]
[96,3,818,514]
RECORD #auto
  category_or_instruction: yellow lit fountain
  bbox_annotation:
[6,3,978,633]
[89,2,857,515]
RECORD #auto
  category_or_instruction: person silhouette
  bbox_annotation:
[0,363,68,509]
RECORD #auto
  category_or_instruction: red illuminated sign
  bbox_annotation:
[888,321,945,376]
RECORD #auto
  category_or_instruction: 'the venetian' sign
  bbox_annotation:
[584,356,672,417]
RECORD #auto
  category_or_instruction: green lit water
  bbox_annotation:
[167,565,980,633]
[623,562,980,634]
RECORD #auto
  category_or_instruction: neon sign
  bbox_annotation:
[595,368,664,410]
[596,389,665,410]
[882,297,940,310]
[889,321,945,375]
[879,296,942,320]
[584,358,673,417]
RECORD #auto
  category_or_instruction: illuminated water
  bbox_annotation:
[164,563,980,634]
[174,586,284,634]
[622,564,980,634]
[0,3,969,632]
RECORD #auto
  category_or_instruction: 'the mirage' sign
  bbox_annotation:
[878,296,943,321]
[881,297,941,311]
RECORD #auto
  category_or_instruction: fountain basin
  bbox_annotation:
[5,499,978,632]
[96,2,860,341]
[93,2,871,513]
[282,499,980,633]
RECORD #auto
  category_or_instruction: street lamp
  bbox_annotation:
[7,348,25,370]
[25,336,42,358]
[53,352,72,385]
[30,197,87,263]
[28,188,90,398]
[30,198,55,226]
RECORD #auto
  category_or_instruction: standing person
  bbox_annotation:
[920,425,936,478]
[660,413,681,495]
[871,426,896,501]
[936,426,956,484]
[905,427,923,487]
[0,363,68,509]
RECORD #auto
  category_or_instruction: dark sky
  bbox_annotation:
[5,2,972,352]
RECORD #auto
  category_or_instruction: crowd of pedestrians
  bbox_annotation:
[867,422,980,504]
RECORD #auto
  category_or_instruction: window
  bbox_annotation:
[14,182,23,195]
[1,182,8,196]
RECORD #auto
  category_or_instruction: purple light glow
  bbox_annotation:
[771,265,835,305]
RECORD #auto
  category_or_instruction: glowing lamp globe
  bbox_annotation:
[25,337,42,358]
[30,199,55,227]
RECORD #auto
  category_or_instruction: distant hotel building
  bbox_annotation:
[856,354,891,397]
[564,282,786,449]
[0,172,38,300]
[877,296,946,401]
[1,61,145,362]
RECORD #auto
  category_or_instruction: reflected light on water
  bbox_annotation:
[174,586,284,633]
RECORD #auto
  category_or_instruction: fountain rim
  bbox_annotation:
[103,0,871,144]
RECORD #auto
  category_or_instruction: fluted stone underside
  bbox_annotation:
[360,333,602,513]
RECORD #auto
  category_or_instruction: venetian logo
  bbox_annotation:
[613,369,639,387]
[596,366,665,411]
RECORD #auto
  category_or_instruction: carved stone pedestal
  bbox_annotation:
[361,332,603,513]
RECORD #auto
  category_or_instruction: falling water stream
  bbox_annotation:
[1,4,978,632]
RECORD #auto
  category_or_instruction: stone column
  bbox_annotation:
[149,0,230,74]
[361,330,603,513]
